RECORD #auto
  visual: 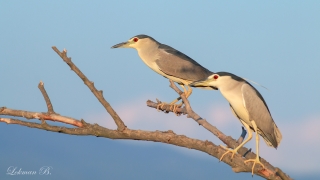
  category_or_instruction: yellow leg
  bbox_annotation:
[244,121,265,175]
[166,84,186,115]
[171,85,193,103]
[185,85,193,98]
[156,84,184,111]
[220,122,252,161]
[168,84,192,105]
[168,97,181,107]
[180,84,188,95]
[167,84,186,105]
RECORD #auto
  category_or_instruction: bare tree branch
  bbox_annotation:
[0,46,292,180]
[275,168,292,180]
[0,110,283,180]
[38,81,55,114]
[147,99,247,149]
[0,107,83,127]
[51,46,126,131]
[146,100,187,115]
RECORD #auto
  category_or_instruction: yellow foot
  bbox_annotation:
[244,157,265,176]
[155,99,183,115]
[170,102,183,116]
[156,102,168,112]
[156,101,177,113]
[219,145,239,161]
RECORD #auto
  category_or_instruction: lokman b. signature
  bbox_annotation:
[7,166,53,175]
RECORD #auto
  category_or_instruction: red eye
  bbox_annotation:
[133,38,138,42]
[213,75,219,79]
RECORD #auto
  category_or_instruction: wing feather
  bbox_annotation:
[155,44,213,82]
[242,84,281,148]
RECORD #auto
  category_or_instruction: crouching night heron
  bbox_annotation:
[190,72,282,175]
[111,35,214,111]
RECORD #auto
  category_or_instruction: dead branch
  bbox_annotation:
[0,46,292,180]
[51,47,126,131]
[0,107,82,127]
[38,81,56,114]
[0,109,282,180]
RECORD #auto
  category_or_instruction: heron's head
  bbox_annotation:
[190,72,243,90]
[111,34,159,51]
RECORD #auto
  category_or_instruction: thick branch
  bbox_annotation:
[275,168,292,180]
[0,114,282,180]
[51,46,126,131]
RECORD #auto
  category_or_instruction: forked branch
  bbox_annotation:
[52,47,126,131]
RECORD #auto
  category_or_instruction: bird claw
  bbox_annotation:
[219,145,238,161]
[155,99,183,116]
[171,103,182,116]
[156,101,172,113]
[156,102,165,112]
[244,157,265,176]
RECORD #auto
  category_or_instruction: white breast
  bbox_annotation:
[221,88,251,125]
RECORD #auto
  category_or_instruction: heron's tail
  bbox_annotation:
[260,122,282,148]
[274,123,282,148]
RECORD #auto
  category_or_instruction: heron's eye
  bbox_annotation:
[133,38,139,42]
[213,75,219,80]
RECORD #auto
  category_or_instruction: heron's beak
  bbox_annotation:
[111,41,132,48]
[190,78,217,90]
[190,78,211,87]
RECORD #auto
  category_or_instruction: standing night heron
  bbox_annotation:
[111,34,214,111]
[190,72,282,175]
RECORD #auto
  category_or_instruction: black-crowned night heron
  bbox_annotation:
[190,72,282,175]
[111,34,214,111]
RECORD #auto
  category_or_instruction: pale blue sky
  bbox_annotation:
[1,1,319,179]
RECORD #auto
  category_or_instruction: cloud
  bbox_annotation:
[207,105,234,127]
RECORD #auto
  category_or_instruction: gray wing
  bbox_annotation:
[155,44,213,81]
[241,83,280,148]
